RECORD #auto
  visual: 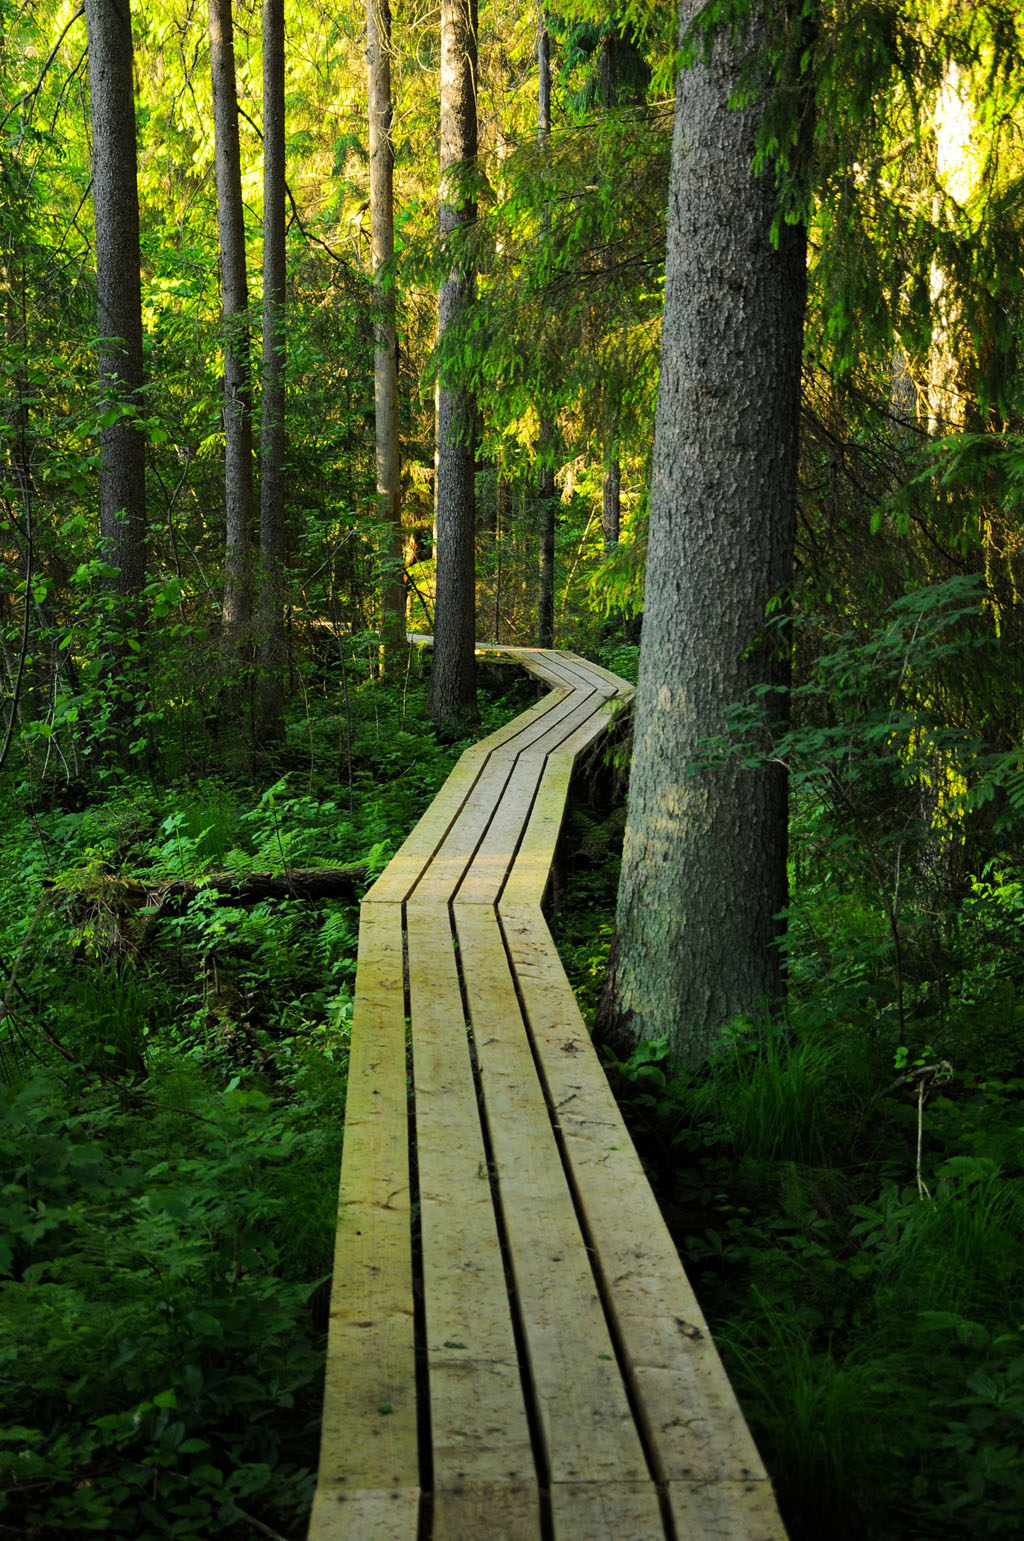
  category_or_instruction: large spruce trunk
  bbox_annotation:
[366,0,406,673]
[429,0,478,729]
[597,1,806,1063]
[209,0,254,656]
[84,0,146,606]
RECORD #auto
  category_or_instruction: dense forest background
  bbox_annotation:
[2,0,1024,1535]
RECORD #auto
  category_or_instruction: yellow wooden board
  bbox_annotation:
[433,1480,543,1539]
[549,1480,665,1539]
[312,906,417,1510]
[454,753,547,907]
[499,903,777,1504]
[667,1477,788,1539]
[307,1486,419,1540]
[499,755,574,909]
[454,902,648,1487]
[407,901,534,1490]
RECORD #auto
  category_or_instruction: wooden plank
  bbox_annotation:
[406,902,535,1494]
[667,1478,787,1539]
[433,1481,542,1540]
[411,756,518,904]
[499,701,623,911]
[454,902,649,1486]
[364,745,490,904]
[308,1487,419,1540]
[550,1482,665,1539]
[498,903,778,1507]
[499,755,574,909]
[455,753,547,908]
[545,651,618,698]
[312,906,418,1512]
[555,651,634,697]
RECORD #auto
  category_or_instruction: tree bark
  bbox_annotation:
[535,8,556,647]
[366,0,406,674]
[429,0,478,730]
[209,0,254,659]
[601,455,620,549]
[84,0,146,609]
[257,0,287,741]
[596,0,807,1064]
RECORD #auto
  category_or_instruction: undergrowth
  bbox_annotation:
[0,658,524,1538]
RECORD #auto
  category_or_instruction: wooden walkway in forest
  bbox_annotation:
[309,645,785,1541]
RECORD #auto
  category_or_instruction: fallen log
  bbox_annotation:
[47,863,368,912]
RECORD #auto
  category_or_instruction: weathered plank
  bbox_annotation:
[433,1481,542,1540]
[667,1478,788,1539]
[499,902,778,1505]
[550,1482,664,1539]
[454,753,547,908]
[312,906,418,1530]
[406,901,535,1504]
[307,1487,419,1541]
[454,902,654,1492]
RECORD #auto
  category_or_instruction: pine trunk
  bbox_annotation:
[430,0,478,729]
[84,0,146,608]
[209,0,253,658]
[601,455,620,549]
[597,1,806,1064]
[257,0,287,742]
[366,0,406,673]
[535,9,555,648]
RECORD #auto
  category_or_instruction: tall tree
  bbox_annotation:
[208,0,253,660]
[597,0,807,1063]
[429,0,478,729]
[84,0,146,610]
[257,0,287,741]
[366,0,406,672]
[535,7,556,648]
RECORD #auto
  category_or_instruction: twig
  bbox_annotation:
[0,7,85,134]
[236,1507,295,1541]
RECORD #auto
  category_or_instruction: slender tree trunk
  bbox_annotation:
[366,0,406,674]
[429,0,478,729]
[209,0,253,659]
[602,455,620,549]
[596,0,807,1064]
[257,0,287,742]
[535,7,556,647]
[84,0,146,610]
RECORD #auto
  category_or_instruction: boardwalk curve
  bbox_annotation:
[310,645,786,1540]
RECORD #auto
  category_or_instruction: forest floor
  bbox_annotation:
[2,649,1023,1540]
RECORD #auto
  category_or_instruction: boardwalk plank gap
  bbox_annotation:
[310,643,787,1541]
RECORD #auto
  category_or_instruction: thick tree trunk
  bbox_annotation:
[84,0,146,608]
[596,1,806,1064]
[209,0,253,657]
[429,0,478,729]
[366,0,406,674]
[257,0,287,741]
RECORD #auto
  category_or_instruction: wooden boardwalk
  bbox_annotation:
[309,645,785,1540]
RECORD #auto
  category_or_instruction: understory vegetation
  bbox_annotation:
[0,657,527,1538]
[3,600,1024,1539]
